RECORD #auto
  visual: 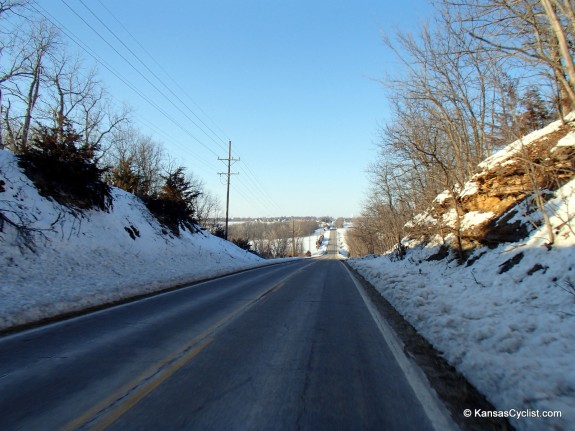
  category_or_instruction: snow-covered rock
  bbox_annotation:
[406,115,575,251]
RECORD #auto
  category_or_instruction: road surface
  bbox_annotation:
[325,228,339,258]
[0,259,453,430]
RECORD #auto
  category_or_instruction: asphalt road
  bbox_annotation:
[324,229,339,258]
[0,258,453,431]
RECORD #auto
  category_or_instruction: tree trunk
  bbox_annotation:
[541,0,575,110]
[21,63,42,152]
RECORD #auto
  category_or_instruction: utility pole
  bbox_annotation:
[218,140,239,240]
[292,219,296,257]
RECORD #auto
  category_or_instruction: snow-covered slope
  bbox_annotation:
[0,150,264,332]
[349,117,575,431]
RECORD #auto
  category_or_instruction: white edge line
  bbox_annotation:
[343,264,461,431]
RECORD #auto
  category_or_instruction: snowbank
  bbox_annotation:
[349,177,575,429]
[0,150,265,332]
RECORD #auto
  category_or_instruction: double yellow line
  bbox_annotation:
[61,261,314,431]
[63,338,214,431]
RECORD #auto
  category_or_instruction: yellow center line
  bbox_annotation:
[61,261,314,431]
[90,339,212,431]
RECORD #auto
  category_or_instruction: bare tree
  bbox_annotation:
[2,19,60,152]
[355,2,516,260]
[38,53,129,154]
[365,157,419,255]
[195,191,221,229]
[227,219,318,258]
[0,1,27,148]
[446,0,575,115]
[2,6,126,156]
[346,215,386,257]
[104,126,165,198]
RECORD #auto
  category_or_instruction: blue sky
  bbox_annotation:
[40,0,432,218]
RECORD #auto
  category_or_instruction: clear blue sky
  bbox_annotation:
[40,0,432,218]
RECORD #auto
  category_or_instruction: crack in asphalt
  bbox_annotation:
[296,335,317,431]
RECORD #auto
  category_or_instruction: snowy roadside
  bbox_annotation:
[0,150,275,332]
[348,179,575,431]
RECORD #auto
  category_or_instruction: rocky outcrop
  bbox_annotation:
[405,116,575,251]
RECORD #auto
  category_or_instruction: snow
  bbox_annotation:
[406,212,437,228]
[2,115,575,431]
[460,210,494,229]
[459,181,479,199]
[300,228,327,256]
[299,225,350,258]
[479,113,575,171]
[337,225,350,257]
[556,130,575,148]
[0,150,267,331]
[433,189,452,205]
[349,183,575,429]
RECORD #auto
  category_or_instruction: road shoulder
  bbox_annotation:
[344,262,514,431]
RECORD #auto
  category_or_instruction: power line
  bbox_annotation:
[59,0,222,158]
[76,0,229,154]
[55,2,279,215]
[26,1,284,217]
[93,0,230,145]
[14,4,216,178]
[28,2,219,169]
[78,3,282,216]
[237,161,284,214]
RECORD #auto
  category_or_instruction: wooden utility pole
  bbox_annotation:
[218,140,239,240]
[292,219,296,257]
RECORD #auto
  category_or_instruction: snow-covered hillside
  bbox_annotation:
[349,117,575,431]
[0,150,264,332]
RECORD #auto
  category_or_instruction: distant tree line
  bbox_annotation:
[228,219,321,258]
[348,0,573,259]
[0,2,221,236]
